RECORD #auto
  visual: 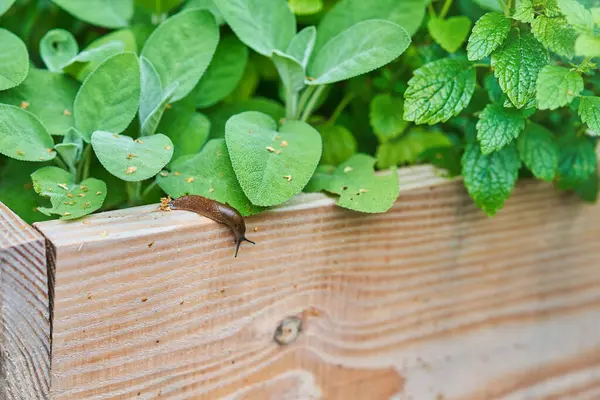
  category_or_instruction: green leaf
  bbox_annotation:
[404,58,476,124]
[31,166,107,220]
[513,0,534,22]
[369,94,409,142]
[307,20,410,85]
[55,128,83,169]
[0,68,78,136]
[531,16,576,59]
[194,35,248,108]
[467,12,511,61]
[574,169,598,203]
[215,0,296,57]
[158,107,210,163]
[205,97,285,138]
[183,0,224,24]
[491,30,548,109]
[473,0,503,12]
[579,96,600,134]
[556,135,597,189]
[461,142,521,216]
[0,0,15,17]
[0,104,56,162]
[0,28,29,91]
[318,124,357,166]
[51,0,133,28]
[74,52,141,142]
[375,128,452,168]
[557,0,593,31]
[484,74,507,104]
[286,26,316,70]
[139,56,178,137]
[157,139,262,216]
[304,154,399,213]
[273,50,305,93]
[288,0,322,15]
[575,32,600,57]
[91,131,174,181]
[428,16,472,54]
[517,123,559,181]
[39,29,78,72]
[136,0,184,14]
[536,65,583,110]
[141,9,219,102]
[476,104,525,154]
[225,111,322,206]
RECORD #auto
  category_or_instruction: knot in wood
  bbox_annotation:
[274,316,302,346]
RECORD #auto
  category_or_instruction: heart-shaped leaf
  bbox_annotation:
[0,104,56,162]
[158,106,210,164]
[0,28,29,91]
[139,56,179,136]
[74,52,141,142]
[141,9,219,102]
[51,0,133,28]
[286,26,316,69]
[31,166,107,220]
[157,139,263,216]
[225,111,322,206]
[91,131,174,181]
[427,16,472,53]
[39,29,79,72]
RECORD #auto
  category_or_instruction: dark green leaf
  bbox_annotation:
[318,124,357,166]
[578,96,600,134]
[375,128,452,168]
[369,94,409,142]
[517,123,559,181]
[476,104,525,154]
[556,135,597,189]
[158,107,210,163]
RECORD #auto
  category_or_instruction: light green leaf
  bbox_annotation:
[536,65,583,110]
[194,35,248,108]
[91,131,174,181]
[0,28,29,91]
[0,68,79,136]
[556,136,597,189]
[404,58,476,124]
[517,123,559,182]
[531,15,576,59]
[476,104,525,154]
[304,154,399,213]
[473,0,503,12]
[578,96,600,134]
[0,0,15,17]
[225,111,322,206]
[307,20,410,85]
[214,0,296,57]
[369,94,409,142]
[141,9,219,102]
[461,142,521,216]
[74,52,141,142]
[428,16,472,53]
[273,50,305,93]
[184,0,224,24]
[557,0,594,31]
[157,139,262,216]
[575,32,600,57]
[592,7,600,25]
[139,56,178,136]
[287,26,316,70]
[513,0,534,22]
[289,0,322,15]
[205,97,285,138]
[137,0,184,14]
[31,166,107,220]
[0,104,56,162]
[158,107,210,163]
[491,30,548,108]
[39,29,78,72]
[55,128,83,169]
[51,0,133,28]
[375,128,452,168]
[318,124,357,166]
[467,12,511,61]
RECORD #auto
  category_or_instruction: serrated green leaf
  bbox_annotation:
[304,154,398,213]
[0,28,28,91]
[517,123,559,181]
[531,15,576,59]
[139,56,178,137]
[91,131,174,181]
[194,35,248,108]
[557,0,594,31]
[0,104,56,162]
[575,32,600,57]
[428,16,472,54]
[157,139,262,216]
[215,0,296,57]
[476,104,525,154]
[51,0,133,28]
[286,26,316,70]
[307,20,410,85]
[158,107,210,163]
[0,0,15,17]
[74,52,141,142]
[184,0,225,24]
[578,96,600,134]
[536,65,583,110]
[206,98,286,138]
[318,124,357,166]
[375,128,452,168]
[467,12,511,61]
[141,9,219,102]
[39,29,78,72]
[369,94,409,142]
[513,0,534,22]
[491,30,548,109]
[556,135,597,189]
[31,166,106,220]
[462,142,521,216]
[225,111,321,206]
[404,58,476,124]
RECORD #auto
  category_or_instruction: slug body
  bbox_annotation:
[168,195,255,257]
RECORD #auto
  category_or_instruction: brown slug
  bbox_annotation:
[165,195,255,257]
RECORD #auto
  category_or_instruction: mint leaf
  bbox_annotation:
[404,58,476,124]
[575,33,600,57]
[531,16,576,59]
[376,128,452,168]
[0,28,28,91]
[369,94,409,142]
[536,65,583,110]
[51,0,133,28]
[578,96,600,134]
[428,16,472,53]
[556,135,597,189]
[557,0,593,31]
[491,30,548,108]
[467,12,511,61]
[517,123,559,181]
[476,104,525,154]
[513,0,534,22]
[318,124,357,166]
[39,29,78,72]
[0,104,56,162]
[574,169,598,203]
[484,74,507,104]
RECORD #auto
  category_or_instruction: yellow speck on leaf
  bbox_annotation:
[135,139,144,144]
[343,166,353,173]
[63,212,71,216]
[67,193,73,198]
[174,171,181,176]
[63,109,72,116]
[82,201,91,209]
[266,146,276,153]
[186,177,195,183]
[160,171,169,177]
[16,150,24,156]
[113,133,120,138]
[80,184,88,192]
[77,193,86,197]
[280,140,288,147]
[127,153,137,160]
[125,166,137,174]
[209,188,215,193]
[47,148,54,154]
[20,101,30,109]
[284,175,292,182]
[58,183,69,190]
[96,191,102,195]
[165,145,172,150]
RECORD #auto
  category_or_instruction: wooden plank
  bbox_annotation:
[34,165,600,399]
[0,201,50,399]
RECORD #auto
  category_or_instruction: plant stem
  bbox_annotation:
[127,181,142,205]
[505,0,513,15]
[327,93,355,126]
[300,85,326,123]
[285,87,298,120]
[427,2,437,17]
[297,86,316,119]
[472,63,491,69]
[439,0,453,19]
[141,181,158,199]
[76,144,92,183]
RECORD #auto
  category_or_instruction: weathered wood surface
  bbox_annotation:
[34,165,600,399]
[0,201,50,399]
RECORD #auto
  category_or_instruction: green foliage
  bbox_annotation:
[0,28,29,91]
[428,16,472,53]
[375,129,453,168]
[369,94,409,142]
[517,123,559,182]
[556,135,598,189]
[51,0,133,28]
[318,124,357,166]
[578,96,600,133]
[0,105,56,162]
[476,104,525,154]
[467,12,511,61]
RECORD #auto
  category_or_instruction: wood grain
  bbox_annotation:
[0,201,50,399]
[34,165,600,399]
